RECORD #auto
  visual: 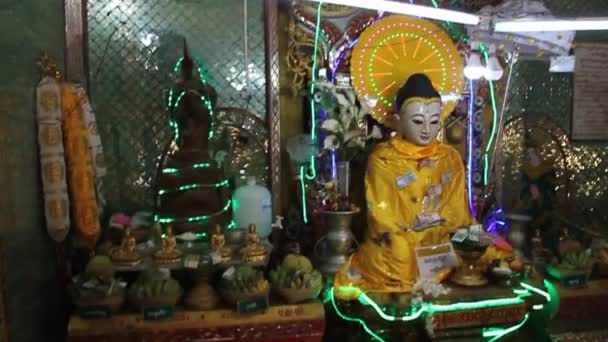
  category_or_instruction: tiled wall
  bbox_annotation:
[0,0,66,341]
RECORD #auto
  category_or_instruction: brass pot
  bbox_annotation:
[450,247,488,287]
[315,209,360,276]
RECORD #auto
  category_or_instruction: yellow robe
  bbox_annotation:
[334,137,473,299]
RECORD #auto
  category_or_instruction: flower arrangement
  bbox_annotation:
[315,81,382,162]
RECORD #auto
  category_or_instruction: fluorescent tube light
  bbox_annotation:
[495,18,608,32]
[306,0,480,25]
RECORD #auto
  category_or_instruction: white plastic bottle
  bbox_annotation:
[232,177,272,239]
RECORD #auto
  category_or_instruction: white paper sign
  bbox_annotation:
[573,43,608,140]
[184,254,200,269]
[209,251,222,265]
[415,243,458,279]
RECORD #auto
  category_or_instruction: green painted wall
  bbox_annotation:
[0,0,66,341]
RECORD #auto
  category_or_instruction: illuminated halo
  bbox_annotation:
[351,15,464,128]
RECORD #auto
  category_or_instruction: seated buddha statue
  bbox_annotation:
[154,226,183,264]
[240,224,267,264]
[211,224,232,263]
[334,74,473,299]
[111,226,142,266]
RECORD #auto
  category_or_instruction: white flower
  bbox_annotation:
[362,95,378,109]
[321,119,341,133]
[367,125,383,140]
[323,135,339,150]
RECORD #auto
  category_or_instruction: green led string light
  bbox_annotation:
[168,56,216,141]
[173,56,208,85]
[158,179,229,196]
[162,162,213,175]
[157,199,231,224]
[329,288,385,342]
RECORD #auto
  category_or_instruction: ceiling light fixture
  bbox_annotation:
[484,44,504,81]
[305,0,480,25]
[464,43,485,80]
[495,18,608,32]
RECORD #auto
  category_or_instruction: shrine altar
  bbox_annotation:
[67,301,325,342]
[325,279,552,341]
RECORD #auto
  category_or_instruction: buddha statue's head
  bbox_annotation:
[394,74,442,146]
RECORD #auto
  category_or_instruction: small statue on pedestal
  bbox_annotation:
[241,224,267,264]
[154,226,183,264]
[111,226,142,266]
[211,224,232,263]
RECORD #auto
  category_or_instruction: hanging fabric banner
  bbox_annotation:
[61,83,101,248]
[36,76,71,242]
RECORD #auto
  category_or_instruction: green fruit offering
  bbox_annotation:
[127,268,182,301]
[220,263,269,294]
[85,255,115,283]
[270,254,323,289]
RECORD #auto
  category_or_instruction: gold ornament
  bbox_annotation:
[351,16,464,128]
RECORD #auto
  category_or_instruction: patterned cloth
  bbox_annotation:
[36,77,70,242]
[334,137,473,298]
[36,77,105,247]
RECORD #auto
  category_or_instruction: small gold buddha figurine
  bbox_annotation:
[154,226,183,264]
[111,227,142,266]
[211,224,232,263]
[240,224,267,264]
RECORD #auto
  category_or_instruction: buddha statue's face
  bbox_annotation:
[394,99,442,146]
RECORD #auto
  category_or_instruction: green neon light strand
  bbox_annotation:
[431,0,502,186]
[303,1,323,182]
[483,313,530,341]
[162,162,213,174]
[300,165,308,223]
[332,281,552,342]
[330,288,385,342]
[158,179,229,196]
[157,199,231,224]
[309,1,322,143]
[520,282,551,302]
[359,292,524,322]
[483,50,500,186]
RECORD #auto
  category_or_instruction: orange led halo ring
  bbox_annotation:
[351,15,464,128]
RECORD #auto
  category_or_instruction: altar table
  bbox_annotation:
[67,301,325,342]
